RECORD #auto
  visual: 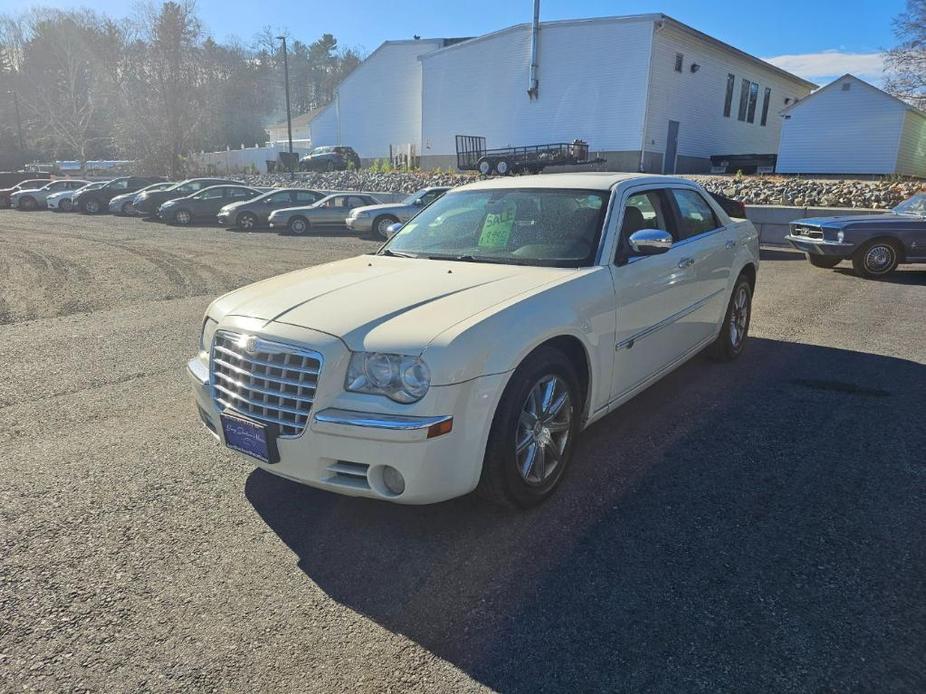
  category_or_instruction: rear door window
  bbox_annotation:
[671,189,720,240]
[293,191,320,203]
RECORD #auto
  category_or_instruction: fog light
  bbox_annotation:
[837,230,845,242]
[382,466,405,495]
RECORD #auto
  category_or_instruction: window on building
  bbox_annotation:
[738,79,750,121]
[760,87,771,126]
[723,73,735,117]
[674,53,684,72]
[747,82,759,123]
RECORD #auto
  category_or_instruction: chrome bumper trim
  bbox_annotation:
[784,234,853,247]
[187,356,209,385]
[314,408,452,431]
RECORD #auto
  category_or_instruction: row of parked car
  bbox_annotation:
[0,176,453,239]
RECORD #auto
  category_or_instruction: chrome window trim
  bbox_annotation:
[314,409,452,431]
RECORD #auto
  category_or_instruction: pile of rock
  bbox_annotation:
[241,169,479,194]
[240,170,925,210]
[690,175,924,209]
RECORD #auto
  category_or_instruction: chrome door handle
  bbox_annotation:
[677,257,695,269]
[725,239,736,249]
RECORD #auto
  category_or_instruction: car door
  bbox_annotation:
[317,196,348,225]
[194,186,227,217]
[666,188,735,343]
[609,186,706,403]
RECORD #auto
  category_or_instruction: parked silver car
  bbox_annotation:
[346,187,451,238]
[11,179,89,210]
[267,193,381,235]
[48,181,109,211]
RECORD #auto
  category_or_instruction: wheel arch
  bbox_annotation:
[525,335,592,422]
[737,262,757,291]
[860,234,907,262]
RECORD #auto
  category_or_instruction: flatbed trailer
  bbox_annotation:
[455,135,605,176]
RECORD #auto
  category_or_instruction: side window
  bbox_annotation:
[228,188,253,199]
[293,191,319,203]
[621,190,673,237]
[186,183,202,192]
[199,187,226,200]
[111,179,130,190]
[348,196,368,208]
[267,191,292,203]
[421,190,442,205]
[671,189,720,240]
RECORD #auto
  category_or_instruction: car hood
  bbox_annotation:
[219,199,251,212]
[796,213,909,228]
[211,254,575,353]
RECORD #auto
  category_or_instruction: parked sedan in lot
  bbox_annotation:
[47,181,109,211]
[11,179,88,210]
[347,187,451,238]
[158,185,261,225]
[0,179,50,208]
[268,193,381,234]
[217,188,325,229]
[75,176,165,214]
[189,173,759,507]
[109,181,175,215]
[133,178,239,217]
[298,146,361,172]
[786,193,926,278]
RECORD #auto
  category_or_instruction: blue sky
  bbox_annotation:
[1,0,902,84]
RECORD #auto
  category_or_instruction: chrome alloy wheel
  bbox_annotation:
[729,284,750,349]
[864,244,895,274]
[516,375,572,486]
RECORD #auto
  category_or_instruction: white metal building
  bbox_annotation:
[305,13,814,173]
[777,74,926,177]
[307,38,465,159]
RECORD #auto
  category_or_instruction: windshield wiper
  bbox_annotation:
[425,253,539,265]
[378,248,419,258]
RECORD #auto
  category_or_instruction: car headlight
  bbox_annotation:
[200,316,218,353]
[345,352,430,403]
[837,230,845,243]
[351,210,370,219]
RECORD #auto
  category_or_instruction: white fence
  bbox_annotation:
[190,143,312,175]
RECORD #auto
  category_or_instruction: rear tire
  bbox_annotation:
[495,159,511,176]
[708,276,752,361]
[120,201,134,215]
[173,208,192,226]
[60,198,73,212]
[372,214,399,240]
[81,197,102,214]
[477,346,581,508]
[808,255,841,269]
[288,216,309,235]
[477,158,493,176]
[19,196,36,211]
[852,239,900,278]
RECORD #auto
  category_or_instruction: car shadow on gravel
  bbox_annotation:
[759,247,805,261]
[245,338,926,693]
[832,267,926,285]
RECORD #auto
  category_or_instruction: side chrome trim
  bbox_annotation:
[616,288,725,350]
[314,408,452,431]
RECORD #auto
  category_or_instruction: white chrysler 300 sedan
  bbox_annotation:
[188,173,759,507]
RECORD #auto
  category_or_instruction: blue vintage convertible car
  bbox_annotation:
[786,193,926,278]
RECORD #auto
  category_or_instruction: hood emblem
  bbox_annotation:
[242,335,259,354]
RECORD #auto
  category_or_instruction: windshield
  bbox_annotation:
[892,193,926,216]
[382,188,608,267]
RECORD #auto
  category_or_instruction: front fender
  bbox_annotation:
[422,267,616,415]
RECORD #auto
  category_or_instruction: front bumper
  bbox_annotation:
[217,213,231,226]
[346,216,372,232]
[186,327,508,504]
[785,234,854,257]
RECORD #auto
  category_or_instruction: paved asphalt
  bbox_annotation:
[1,211,924,693]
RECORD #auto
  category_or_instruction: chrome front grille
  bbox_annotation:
[210,330,322,437]
[793,225,824,239]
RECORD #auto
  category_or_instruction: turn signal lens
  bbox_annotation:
[427,418,453,439]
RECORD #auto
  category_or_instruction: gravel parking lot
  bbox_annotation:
[2,211,924,693]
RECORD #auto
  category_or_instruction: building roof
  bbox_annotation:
[419,13,816,90]
[266,107,325,133]
[782,73,926,119]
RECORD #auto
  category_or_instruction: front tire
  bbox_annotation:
[852,239,900,278]
[236,212,258,230]
[59,198,73,212]
[808,255,841,269]
[19,196,36,211]
[708,276,752,361]
[81,197,101,214]
[495,159,511,176]
[372,214,399,240]
[120,201,134,215]
[288,216,309,235]
[477,346,581,508]
[173,208,192,225]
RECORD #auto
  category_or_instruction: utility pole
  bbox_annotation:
[9,89,25,151]
[276,35,294,178]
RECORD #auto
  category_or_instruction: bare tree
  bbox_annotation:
[885,0,926,108]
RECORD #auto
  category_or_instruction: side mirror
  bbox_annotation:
[413,198,424,206]
[628,229,673,255]
[385,222,403,239]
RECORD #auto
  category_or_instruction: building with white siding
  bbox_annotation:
[306,13,814,173]
[777,74,926,177]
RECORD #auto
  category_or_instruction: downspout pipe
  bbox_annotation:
[528,0,540,99]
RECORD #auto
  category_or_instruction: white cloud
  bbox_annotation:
[763,51,886,86]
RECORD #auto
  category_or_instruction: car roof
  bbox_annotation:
[455,172,698,192]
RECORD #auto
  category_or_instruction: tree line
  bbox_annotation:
[0,1,361,176]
